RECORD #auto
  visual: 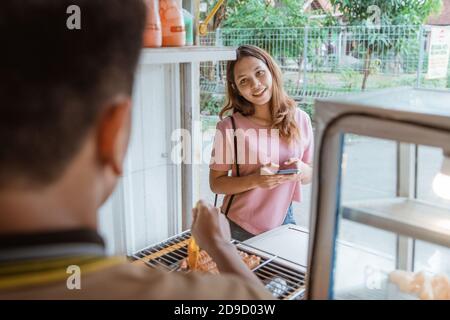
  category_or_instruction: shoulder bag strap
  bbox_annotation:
[214,115,240,217]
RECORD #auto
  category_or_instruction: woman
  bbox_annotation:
[209,45,314,241]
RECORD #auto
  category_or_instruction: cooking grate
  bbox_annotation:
[131,230,305,300]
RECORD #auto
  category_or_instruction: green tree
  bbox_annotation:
[330,0,442,90]
[332,0,442,25]
[221,0,307,29]
[218,1,321,90]
[202,0,308,79]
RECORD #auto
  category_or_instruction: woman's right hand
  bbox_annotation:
[250,172,293,189]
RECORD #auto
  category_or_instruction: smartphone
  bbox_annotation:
[276,168,301,175]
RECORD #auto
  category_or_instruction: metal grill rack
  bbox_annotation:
[251,255,306,300]
[131,230,306,300]
[132,230,192,272]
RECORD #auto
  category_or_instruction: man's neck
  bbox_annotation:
[0,130,108,236]
[0,166,100,235]
[0,186,97,235]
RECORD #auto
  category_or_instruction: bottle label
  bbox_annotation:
[170,26,185,33]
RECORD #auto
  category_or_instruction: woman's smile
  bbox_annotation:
[252,88,267,97]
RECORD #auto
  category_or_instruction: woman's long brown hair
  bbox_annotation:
[219,45,299,141]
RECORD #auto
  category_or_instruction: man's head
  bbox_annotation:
[0,0,145,204]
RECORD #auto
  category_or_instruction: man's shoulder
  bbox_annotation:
[0,257,273,300]
[111,261,274,300]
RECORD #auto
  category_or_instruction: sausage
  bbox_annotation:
[180,249,260,273]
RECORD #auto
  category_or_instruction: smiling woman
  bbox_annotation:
[234,57,273,108]
[209,45,314,241]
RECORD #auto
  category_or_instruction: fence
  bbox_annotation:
[199,25,450,115]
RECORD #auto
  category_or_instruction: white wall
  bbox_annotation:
[99,64,182,255]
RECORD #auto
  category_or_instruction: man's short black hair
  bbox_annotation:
[0,0,146,187]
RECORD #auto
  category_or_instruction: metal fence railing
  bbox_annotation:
[199,25,450,115]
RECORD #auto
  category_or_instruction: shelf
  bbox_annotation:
[341,198,450,248]
[335,281,418,300]
[138,46,236,65]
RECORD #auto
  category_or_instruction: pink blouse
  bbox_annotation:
[209,108,314,235]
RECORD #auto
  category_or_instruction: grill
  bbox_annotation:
[131,230,306,300]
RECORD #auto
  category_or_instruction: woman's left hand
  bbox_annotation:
[283,158,313,185]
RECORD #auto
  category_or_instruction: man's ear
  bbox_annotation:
[97,96,132,176]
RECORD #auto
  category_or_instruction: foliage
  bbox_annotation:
[330,0,442,25]
[217,0,310,60]
[299,103,314,120]
[339,67,360,90]
[330,0,441,53]
[330,0,442,89]
[217,1,343,88]
[221,0,308,29]
[200,92,225,115]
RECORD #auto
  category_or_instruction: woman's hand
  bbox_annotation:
[250,171,295,189]
[283,158,313,185]
[210,169,290,195]
[209,159,313,196]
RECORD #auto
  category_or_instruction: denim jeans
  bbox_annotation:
[282,204,296,225]
[228,204,296,241]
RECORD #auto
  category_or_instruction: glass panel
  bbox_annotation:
[333,224,397,299]
[332,135,399,299]
[416,145,450,208]
[341,135,397,201]
[414,145,450,293]
[332,136,450,299]
[414,240,450,276]
[338,135,397,250]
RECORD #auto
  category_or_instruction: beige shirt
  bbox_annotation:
[0,257,274,300]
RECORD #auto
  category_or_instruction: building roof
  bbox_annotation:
[304,0,333,12]
[427,0,450,25]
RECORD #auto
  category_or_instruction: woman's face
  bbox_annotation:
[233,56,273,108]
